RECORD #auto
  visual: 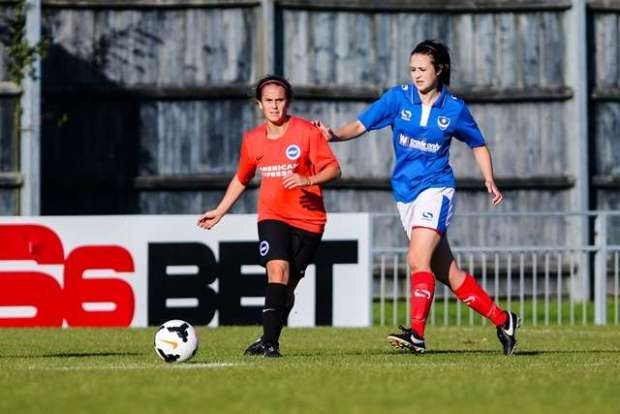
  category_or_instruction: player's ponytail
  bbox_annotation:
[410,40,451,86]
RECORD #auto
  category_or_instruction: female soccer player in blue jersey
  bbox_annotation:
[315,40,520,355]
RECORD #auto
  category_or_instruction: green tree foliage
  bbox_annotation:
[8,0,48,84]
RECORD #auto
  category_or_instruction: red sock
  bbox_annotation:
[454,273,507,326]
[410,271,435,337]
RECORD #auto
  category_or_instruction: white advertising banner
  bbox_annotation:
[0,214,371,327]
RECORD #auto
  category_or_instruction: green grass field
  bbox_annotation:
[1,325,619,414]
[374,298,619,327]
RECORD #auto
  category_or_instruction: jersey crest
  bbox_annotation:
[437,116,450,130]
[285,144,301,160]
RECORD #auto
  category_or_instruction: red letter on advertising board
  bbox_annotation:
[0,224,65,263]
[64,246,135,327]
[0,225,64,326]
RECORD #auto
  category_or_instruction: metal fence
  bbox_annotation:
[372,211,620,327]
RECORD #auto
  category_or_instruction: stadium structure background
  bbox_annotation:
[0,0,619,247]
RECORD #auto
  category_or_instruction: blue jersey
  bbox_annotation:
[358,84,486,203]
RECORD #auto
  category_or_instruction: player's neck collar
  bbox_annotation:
[265,115,293,140]
[432,86,448,108]
[411,85,448,109]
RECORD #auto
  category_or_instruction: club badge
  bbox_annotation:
[285,145,301,160]
[437,116,450,131]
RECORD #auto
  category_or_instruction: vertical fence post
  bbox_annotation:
[368,214,375,327]
[405,262,410,327]
[19,0,42,215]
[259,0,275,75]
[594,212,608,325]
[532,253,537,326]
[566,0,590,302]
[380,255,385,326]
[614,252,619,325]
[392,254,398,326]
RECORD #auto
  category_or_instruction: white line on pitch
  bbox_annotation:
[27,362,238,371]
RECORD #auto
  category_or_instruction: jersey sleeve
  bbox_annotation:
[453,104,486,148]
[309,127,340,172]
[357,87,401,132]
[236,134,257,185]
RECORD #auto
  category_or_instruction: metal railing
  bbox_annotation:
[372,211,620,326]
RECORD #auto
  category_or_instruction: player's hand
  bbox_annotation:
[197,209,223,230]
[485,180,503,207]
[312,120,335,141]
[283,173,311,189]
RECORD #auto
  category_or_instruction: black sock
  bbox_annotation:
[262,283,287,345]
[281,290,295,326]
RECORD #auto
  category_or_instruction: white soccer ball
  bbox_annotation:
[154,320,199,363]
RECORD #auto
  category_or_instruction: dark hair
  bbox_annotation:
[255,75,293,101]
[410,40,451,86]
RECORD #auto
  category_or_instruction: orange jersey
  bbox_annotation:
[236,116,340,233]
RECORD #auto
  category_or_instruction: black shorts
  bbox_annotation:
[257,219,323,280]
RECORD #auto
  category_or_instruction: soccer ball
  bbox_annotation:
[154,320,199,363]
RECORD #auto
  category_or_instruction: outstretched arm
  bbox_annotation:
[331,120,367,142]
[314,120,367,142]
[197,174,247,229]
[472,145,503,207]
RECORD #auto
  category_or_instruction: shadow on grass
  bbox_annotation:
[399,349,620,356]
[1,352,145,359]
[287,348,620,358]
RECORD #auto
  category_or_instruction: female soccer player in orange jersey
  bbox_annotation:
[197,75,341,357]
